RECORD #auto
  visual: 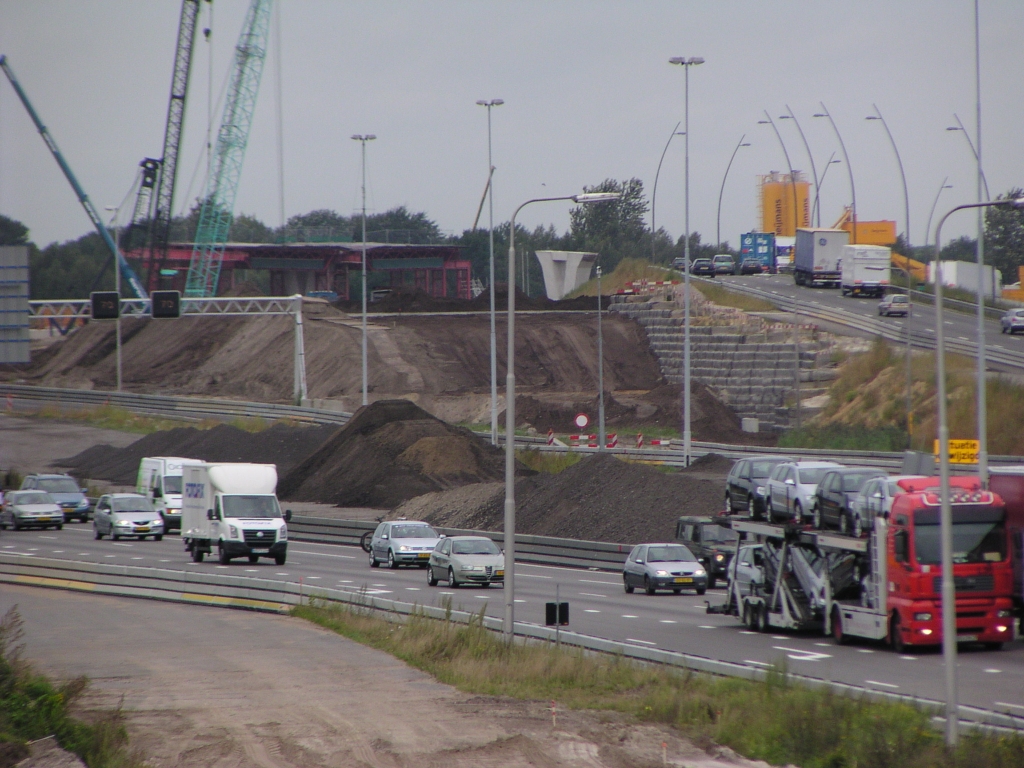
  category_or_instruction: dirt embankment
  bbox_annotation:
[395,453,729,544]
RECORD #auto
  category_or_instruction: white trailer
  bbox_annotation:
[181,463,291,565]
[794,228,849,288]
[136,456,203,532]
[840,245,891,298]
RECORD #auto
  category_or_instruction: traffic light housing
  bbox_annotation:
[150,290,181,319]
[90,291,120,320]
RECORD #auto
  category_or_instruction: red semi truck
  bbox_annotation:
[987,467,1024,630]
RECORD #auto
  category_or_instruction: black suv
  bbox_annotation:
[675,516,739,589]
[725,456,794,518]
[812,467,886,535]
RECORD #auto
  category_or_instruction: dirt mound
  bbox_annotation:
[59,422,338,485]
[278,399,532,508]
[682,452,735,474]
[399,453,723,544]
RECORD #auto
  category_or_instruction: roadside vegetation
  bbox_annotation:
[568,257,675,298]
[295,601,1023,768]
[515,448,582,474]
[692,282,778,313]
[12,404,294,436]
[0,607,144,767]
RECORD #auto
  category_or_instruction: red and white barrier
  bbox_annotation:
[649,438,672,447]
[547,429,555,446]
[636,433,643,449]
[606,433,618,448]
[569,434,597,447]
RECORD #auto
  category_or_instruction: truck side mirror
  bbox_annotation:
[206,509,215,520]
[284,509,292,522]
[894,530,908,562]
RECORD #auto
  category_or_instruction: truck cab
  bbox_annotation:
[137,457,202,532]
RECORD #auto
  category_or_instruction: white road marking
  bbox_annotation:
[276,572,289,576]
[79,553,91,556]
[660,620,677,624]
[246,569,258,572]
[37,536,56,540]
[744,660,771,667]
[104,554,116,558]
[621,614,639,619]
[338,579,353,583]
[626,638,657,646]
[771,635,787,640]
[984,668,1002,674]
[215,565,229,569]
[814,642,831,647]
[698,625,716,629]
[584,609,601,614]
[159,559,170,562]
[2,546,12,549]
[474,595,490,599]
[372,583,388,587]
[519,573,553,579]
[739,630,757,635]
[51,550,64,553]
[899,655,917,660]
[772,646,832,661]
[578,579,618,585]
[291,549,355,559]
[27,547,37,551]
[857,649,875,654]
[131,557,144,560]
[514,599,526,603]
[865,680,899,689]
[579,592,607,598]
[306,576,321,580]
[405,587,421,591]
[112,543,133,548]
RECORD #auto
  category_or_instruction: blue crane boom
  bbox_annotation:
[0,55,148,299]
[184,0,272,297]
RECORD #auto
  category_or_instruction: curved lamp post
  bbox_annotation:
[866,105,909,248]
[778,106,818,226]
[946,116,990,201]
[813,154,841,225]
[503,190,621,643]
[351,134,376,406]
[757,113,800,237]
[932,195,1024,747]
[716,134,750,249]
[925,179,953,248]
[651,121,684,260]
[476,98,504,446]
[813,104,857,243]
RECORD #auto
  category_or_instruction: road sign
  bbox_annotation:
[933,439,980,465]
[90,291,120,320]
[150,290,181,319]
[574,413,589,429]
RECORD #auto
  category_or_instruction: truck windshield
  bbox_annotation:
[163,476,182,494]
[222,495,281,519]
[914,522,1006,565]
[701,526,739,544]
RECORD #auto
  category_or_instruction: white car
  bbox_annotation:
[368,520,442,569]
[765,461,841,523]
[727,544,764,598]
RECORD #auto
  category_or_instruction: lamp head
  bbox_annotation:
[813,113,826,118]
[573,192,621,204]
[740,142,751,147]
[757,119,769,124]
[865,115,880,120]
[1011,197,1024,209]
[779,115,792,120]
[946,126,961,131]
[669,56,704,66]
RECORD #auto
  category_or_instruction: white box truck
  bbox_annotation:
[181,463,291,565]
[136,457,203,532]
[794,228,849,288]
[840,245,891,298]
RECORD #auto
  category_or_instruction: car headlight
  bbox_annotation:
[715,554,725,562]
[399,545,410,552]
[76,499,89,509]
[694,567,706,577]
[462,565,484,572]
[229,525,238,538]
[756,486,765,496]
[116,520,132,527]
[655,570,669,576]
[913,612,932,621]
[279,525,287,541]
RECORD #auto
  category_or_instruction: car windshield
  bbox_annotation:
[392,524,437,539]
[16,492,52,505]
[647,545,697,562]
[701,526,739,544]
[796,468,829,485]
[914,522,1005,565]
[842,472,880,492]
[452,539,500,555]
[112,497,154,513]
[750,459,781,478]
[887,481,901,496]
[36,478,79,494]
[163,476,182,494]
[222,495,280,519]
[714,256,732,263]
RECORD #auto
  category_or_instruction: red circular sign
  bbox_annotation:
[574,413,589,429]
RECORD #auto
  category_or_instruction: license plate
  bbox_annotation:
[957,634,978,642]
[251,548,268,553]
[38,517,51,522]
[418,552,430,558]
[135,527,150,533]
[674,577,693,583]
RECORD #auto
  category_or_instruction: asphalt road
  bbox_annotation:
[714,274,1024,374]
[4,522,1023,717]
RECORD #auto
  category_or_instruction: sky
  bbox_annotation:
[1,1,1022,253]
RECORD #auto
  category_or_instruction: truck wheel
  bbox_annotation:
[832,607,848,645]
[192,546,205,563]
[707,574,717,590]
[793,501,803,525]
[248,554,259,563]
[724,493,732,513]
[748,496,758,519]
[758,605,771,633]
[275,554,286,566]
[812,505,822,529]
[218,545,231,565]
[890,615,905,654]
[852,514,863,538]
[839,513,850,536]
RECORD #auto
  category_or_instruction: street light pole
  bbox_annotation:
[946,117,990,202]
[926,180,954,249]
[597,265,605,451]
[716,134,750,249]
[812,154,840,227]
[866,105,910,249]
[351,134,376,407]
[477,99,504,446]
[779,106,818,227]
[972,1,989,489]
[814,104,857,243]
[669,55,704,467]
[933,195,1024,747]
[651,122,683,260]
[503,190,621,643]
[104,206,122,392]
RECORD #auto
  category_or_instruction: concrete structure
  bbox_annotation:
[928,260,1002,298]
[535,250,597,300]
[0,245,29,363]
[129,242,471,300]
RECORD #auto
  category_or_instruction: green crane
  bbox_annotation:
[184,0,272,297]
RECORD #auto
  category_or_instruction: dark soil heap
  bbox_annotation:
[278,399,530,508]
[404,452,726,544]
[60,422,338,486]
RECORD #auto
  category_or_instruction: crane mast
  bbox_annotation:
[184,0,272,297]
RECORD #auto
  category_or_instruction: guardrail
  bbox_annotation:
[1,551,1019,735]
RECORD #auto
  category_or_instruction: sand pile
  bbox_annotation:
[278,399,531,508]
[395,452,728,544]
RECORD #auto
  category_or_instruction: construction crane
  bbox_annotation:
[184,0,272,297]
[0,55,147,299]
[126,0,202,292]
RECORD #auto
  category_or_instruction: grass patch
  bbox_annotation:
[19,404,295,436]
[779,424,909,452]
[0,607,145,767]
[693,282,778,313]
[515,448,582,474]
[568,258,675,298]
[294,601,1023,768]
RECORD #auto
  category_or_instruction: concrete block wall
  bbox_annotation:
[610,297,833,431]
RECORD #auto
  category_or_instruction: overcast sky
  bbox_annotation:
[1,1,1021,252]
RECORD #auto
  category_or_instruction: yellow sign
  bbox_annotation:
[933,439,980,465]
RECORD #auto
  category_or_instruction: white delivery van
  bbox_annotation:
[794,228,849,287]
[840,244,891,298]
[181,463,291,565]
[136,457,203,532]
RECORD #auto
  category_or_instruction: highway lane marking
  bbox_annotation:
[338,579,353,583]
[622,614,638,619]
[984,669,1002,674]
[578,579,618,585]
[104,555,116,558]
[215,566,228,569]
[898,656,918,660]
[474,595,491,599]
[246,569,258,572]
[372,583,388,587]
[739,630,757,635]
[579,592,606,598]
[698,625,716,629]
[584,609,601,613]
[276,572,289,576]
[771,635,787,640]
[131,557,144,560]
[625,638,657,646]
[51,550,64,553]
[856,649,875,654]
[27,548,38,551]
[772,646,832,661]
[112,543,133,548]
[865,680,899,689]
[519,573,553,579]
[80,553,92,556]
[291,549,356,559]
[405,587,421,591]
[995,702,1024,711]
[814,643,831,647]
[2,546,12,548]
[660,620,677,624]
[37,536,56,540]
[514,599,526,603]
[306,576,321,579]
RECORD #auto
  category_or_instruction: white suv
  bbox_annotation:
[765,460,840,523]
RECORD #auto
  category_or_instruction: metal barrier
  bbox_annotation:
[0,551,1019,735]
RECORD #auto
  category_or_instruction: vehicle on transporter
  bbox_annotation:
[708,486,1014,651]
[181,463,291,565]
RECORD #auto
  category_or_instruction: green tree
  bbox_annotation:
[985,187,1024,283]
[30,232,111,299]
[365,206,443,244]
[0,214,29,245]
[939,235,978,263]
[568,178,650,270]
[230,213,274,243]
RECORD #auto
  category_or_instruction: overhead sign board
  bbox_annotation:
[933,439,980,465]
[0,245,29,363]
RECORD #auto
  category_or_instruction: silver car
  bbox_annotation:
[369,520,441,569]
[0,490,64,530]
[622,543,707,595]
[765,460,841,523]
[92,494,164,541]
[427,536,504,587]
[1001,308,1024,334]
[726,544,765,598]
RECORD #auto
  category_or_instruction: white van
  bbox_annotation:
[181,463,291,565]
[136,457,203,532]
